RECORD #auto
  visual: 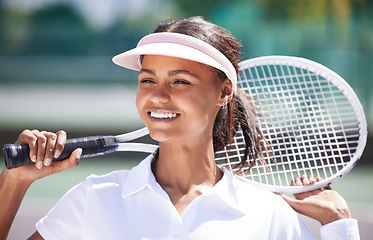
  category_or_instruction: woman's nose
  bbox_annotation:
[149,83,171,104]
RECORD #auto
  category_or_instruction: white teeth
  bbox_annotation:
[150,112,177,119]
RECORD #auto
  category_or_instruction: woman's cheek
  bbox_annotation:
[135,90,147,119]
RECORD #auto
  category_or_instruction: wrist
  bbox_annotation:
[321,207,352,225]
[1,167,34,189]
[0,167,34,240]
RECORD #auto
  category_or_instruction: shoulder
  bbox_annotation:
[226,172,313,238]
[225,170,299,218]
[226,170,284,205]
[86,153,154,185]
[85,169,131,187]
[35,169,132,238]
[79,154,154,195]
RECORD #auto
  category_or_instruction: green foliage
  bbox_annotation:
[170,0,230,18]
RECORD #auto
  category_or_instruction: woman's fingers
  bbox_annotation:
[35,131,47,168]
[41,131,57,167]
[308,175,316,184]
[291,175,317,186]
[15,129,68,169]
[54,130,67,159]
[34,131,50,169]
[15,129,37,162]
[300,174,310,185]
[292,177,301,186]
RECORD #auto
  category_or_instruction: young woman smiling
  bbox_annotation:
[0,17,359,239]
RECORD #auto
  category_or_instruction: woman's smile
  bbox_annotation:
[148,110,180,122]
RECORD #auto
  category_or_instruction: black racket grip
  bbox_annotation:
[3,136,117,169]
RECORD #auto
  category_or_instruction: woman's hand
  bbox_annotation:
[281,175,352,225]
[6,129,82,183]
[0,129,81,239]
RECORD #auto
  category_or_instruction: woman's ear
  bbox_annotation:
[218,78,234,107]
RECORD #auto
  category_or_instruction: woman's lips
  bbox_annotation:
[147,111,180,122]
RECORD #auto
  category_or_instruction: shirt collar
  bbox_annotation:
[122,155,246,215]
[208,166,246,214]
[122,153,158,198]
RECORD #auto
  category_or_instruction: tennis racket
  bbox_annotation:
[3,56,367,194]
[214,56,367,194]
[3,127,157,169]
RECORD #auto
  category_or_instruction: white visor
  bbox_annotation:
[112,32,237,93]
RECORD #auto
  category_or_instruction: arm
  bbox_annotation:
[0,130,81,240]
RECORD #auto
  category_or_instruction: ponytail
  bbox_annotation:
[213,89,266,170]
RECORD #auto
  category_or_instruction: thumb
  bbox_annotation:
[52,148,82,173]
[279,193,323,224]
[279,194,301,210]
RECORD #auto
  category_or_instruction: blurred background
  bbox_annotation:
[0,0,372,239]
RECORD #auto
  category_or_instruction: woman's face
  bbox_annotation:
[136,55,226,144]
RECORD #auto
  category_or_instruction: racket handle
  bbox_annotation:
[3,136,117,169]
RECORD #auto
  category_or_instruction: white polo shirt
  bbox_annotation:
[36,154,359,240]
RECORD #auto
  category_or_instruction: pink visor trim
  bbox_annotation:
[112,32,237,93]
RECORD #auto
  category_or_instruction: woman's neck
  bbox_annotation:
[152,139,223,215]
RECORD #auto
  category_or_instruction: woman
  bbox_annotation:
[0,16,359,239]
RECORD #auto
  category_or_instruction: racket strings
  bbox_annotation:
[216,62,361,188]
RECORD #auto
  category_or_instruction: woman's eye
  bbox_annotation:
[173,80,191,85]
[139,79,155,84]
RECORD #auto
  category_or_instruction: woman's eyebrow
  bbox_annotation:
[139,69,200,79]
[139,69,155,75]
[168,70,199,79]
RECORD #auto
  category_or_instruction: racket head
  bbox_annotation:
[215,56,367,194]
